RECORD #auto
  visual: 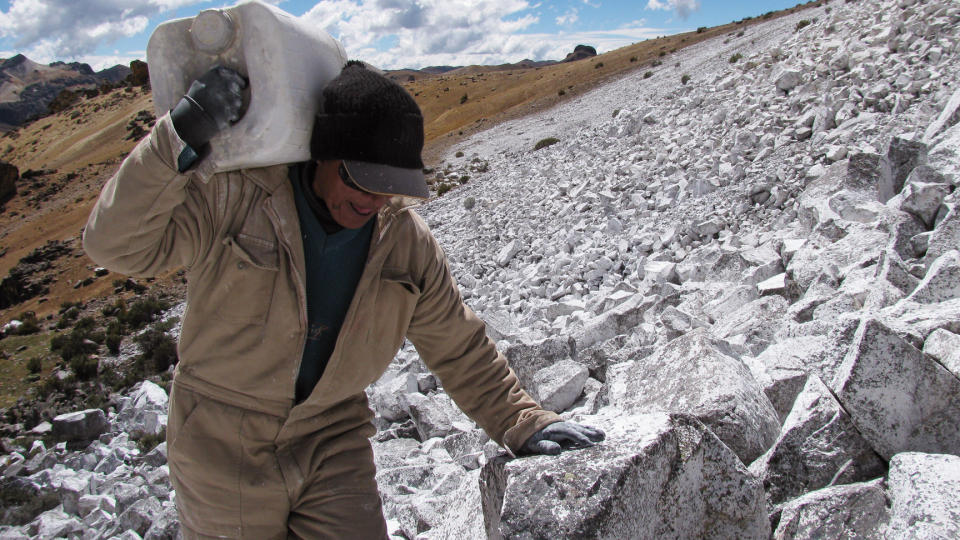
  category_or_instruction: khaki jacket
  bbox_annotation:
[83,115,559,452]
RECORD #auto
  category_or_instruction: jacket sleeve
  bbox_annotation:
[83,113,215,277]
[406,217,561,453]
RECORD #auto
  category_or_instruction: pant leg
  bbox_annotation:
[168,384,290,539]
[284,429,388,540]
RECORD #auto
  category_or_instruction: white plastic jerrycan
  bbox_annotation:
[147,0,348,172]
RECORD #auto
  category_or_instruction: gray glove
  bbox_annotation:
[520,421,605,456]
[170,65,247,151]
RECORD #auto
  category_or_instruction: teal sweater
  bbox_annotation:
[289,163,374,403]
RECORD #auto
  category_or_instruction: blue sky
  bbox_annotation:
[0,0,806,71]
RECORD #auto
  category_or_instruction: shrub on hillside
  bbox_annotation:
[729,53,743,63]
[681,74,691,85]
[534,137,559,151]
[69,356,99,381]
[56,305,81,330]
[12,312,40,335]
[133,325,178,376]
[119,296,170,331]
[26,357,42,374]
[795,19,812,32]
[50,329,99,364]
[644,71,653,79]
[134,428,166,453]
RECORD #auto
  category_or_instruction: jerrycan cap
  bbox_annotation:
[190,9,236,54]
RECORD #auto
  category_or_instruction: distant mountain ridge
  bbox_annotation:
[386,44,596,82]
[0,54,132,131]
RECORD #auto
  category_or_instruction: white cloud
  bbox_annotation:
[556,8,578,26]
[299,0,663,70]
[646,0,700,19]
[0,0,206,60]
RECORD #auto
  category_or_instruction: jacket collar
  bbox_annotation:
[237,163,425,248]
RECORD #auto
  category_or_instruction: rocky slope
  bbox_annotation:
[2,0,960,538]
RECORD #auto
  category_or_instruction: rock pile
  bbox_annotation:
[2,0,960,537]
[0,381,177,539]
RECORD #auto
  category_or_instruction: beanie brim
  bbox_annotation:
[343,160,429,200]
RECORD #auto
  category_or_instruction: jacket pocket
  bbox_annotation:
[210,234,279,325]
[367,269,420,361]
[166,387,244,538]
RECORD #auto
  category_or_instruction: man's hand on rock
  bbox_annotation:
[170,65,247,150]
[520,421,605,456]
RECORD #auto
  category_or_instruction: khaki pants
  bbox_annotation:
[167,384,388,539]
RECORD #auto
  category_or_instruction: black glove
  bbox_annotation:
[170,65,247,151]
[520,421,605,456]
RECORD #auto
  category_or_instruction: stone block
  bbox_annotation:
[605,330,779,464]
[711,296,789,355]
[906,249,960,303]
[52,409,109,442]
[925,206,960,265]
[749,376,885,505]
[832,318,960,460]
[886,452,960,539]
[880,136,927,202]
[530,360,588,413]
[894,181,951,228]
[406,393,471,441]
[923,328,960,376]
[772,479,888,540]
[480,413,768,539]
[502,336,576,391]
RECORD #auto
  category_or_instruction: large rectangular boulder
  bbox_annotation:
[832,318,960,460]
[480,413,769,539]
[749,376,885,505]
[605,330,780,464]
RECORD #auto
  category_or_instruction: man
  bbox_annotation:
[84,61,603,538]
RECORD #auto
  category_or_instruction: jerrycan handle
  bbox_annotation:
[191,9,236,54]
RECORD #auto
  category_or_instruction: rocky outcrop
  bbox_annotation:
[0,161,17,205]
[563,44,598,63]
[0,240,73,309]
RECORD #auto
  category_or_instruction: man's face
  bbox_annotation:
[312,160,389,229]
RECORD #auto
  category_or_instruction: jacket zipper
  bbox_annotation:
[263,198,309,395]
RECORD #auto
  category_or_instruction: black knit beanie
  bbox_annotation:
[311,61,424,169]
